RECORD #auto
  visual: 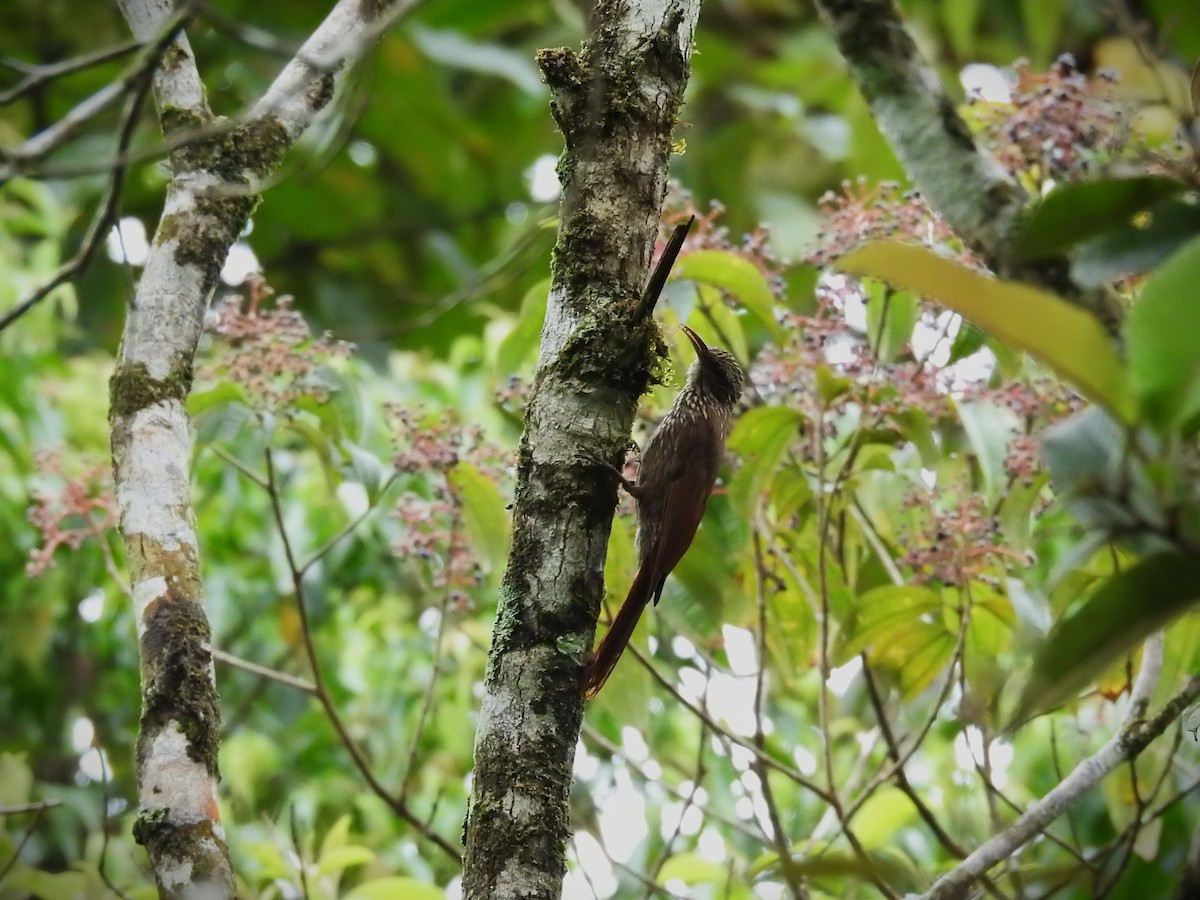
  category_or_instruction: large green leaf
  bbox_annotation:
[496,278,549,375]
[1013,552,1200,727]
[1126,235,1200,431]
[676,249,783,340]
[1041,408,1163,535]
[448,461,510,575]
[1072,200,1200,288]
[838,241,1133,422]
[727,406,805,520]
[1013,175,1186,261]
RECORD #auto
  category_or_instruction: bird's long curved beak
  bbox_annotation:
[680,325,708,358]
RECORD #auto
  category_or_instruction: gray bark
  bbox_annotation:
[462,1,702,897]
[108,1,407,895]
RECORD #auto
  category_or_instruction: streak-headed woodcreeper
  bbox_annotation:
[582,303,744,696]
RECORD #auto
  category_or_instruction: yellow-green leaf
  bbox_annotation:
[838,241,1133,422]
[342,877,444,900]
[676,249,782,339]
[727,407,805,520]
[1012,552,1200,728]
[448,461,510,575]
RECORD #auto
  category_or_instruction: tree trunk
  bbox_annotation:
[462,1,702,897]
[108,1,405,895]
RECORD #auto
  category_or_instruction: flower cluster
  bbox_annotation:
[26,451,117,577]
[898,493,1024,587]
[388,407,511,607]
[990,381,1085,485]
[805,179,966,268]
[200,275,353,412]
[973,55,1124,182]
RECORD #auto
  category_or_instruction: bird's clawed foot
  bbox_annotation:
[576,447,640,497]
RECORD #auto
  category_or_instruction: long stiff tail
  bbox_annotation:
[582,561,660,697]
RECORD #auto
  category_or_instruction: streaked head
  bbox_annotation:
[681,325,744,408]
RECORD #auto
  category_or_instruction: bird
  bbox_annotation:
[583,324,744,697]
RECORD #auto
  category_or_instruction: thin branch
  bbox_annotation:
[298,472,397,574]
[839,593,970,825]
[263,448,462,863]
[0,40,141,106]
[4,7,191,169]
[625,639,835,804]
[95,739,134,900]
[644,720,708,895]
[580,723,766,844]
[0,57,154,333]
[290,806,311,900]
[209,445,270,490]
[194,0,300,58]
[0,800,62,816]
[397,508,454,804]
[924,634,1185,900]
[207,644,318,694]
[751,530,808,900]
[0,804,48,885]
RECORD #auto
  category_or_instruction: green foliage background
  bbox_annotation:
[5,0,1200,898]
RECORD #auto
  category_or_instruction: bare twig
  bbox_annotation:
[0,804,49,885]
[0,800,62,816]
[95,740,133,900]
[0,58,154,333]
[0,40,140,106]
[625,639,835,804]
[194,0,299,57]
[263,447,462,863]
[4,7,190,169]
[924,634,1187,900]
[298,472,398,574]
[751,530,807,899]
[290,806,311,900]
[207,644,318,694]
[581,723,766,844]
[397,507,454,803]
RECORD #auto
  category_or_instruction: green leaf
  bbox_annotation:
[411,26,546,96]
[838,241,1133,422]
[497,278,549,375]
[5,869,89,900]
[1014,175,1186,261]
[342,877,444,900]
[946,322,987,365]
[1041,408,1155,533]
[853,787,918,849]
[187,382,250,417]
[865,285,917,363]
[219,731,281,807]
[657,851,728,885]
[1127,235,1200,430]
[839,585,942,656]
[1072,200,1200,288]
[956,400,1019,504]
[727,407,804,520]
[1012,552,1200,727]
[319,813,352,858]
[448,461,509,574]
[341,440,388,503]
[0,753,32,806]
[1021,0,1067,62]
[675,249,782,340]
[314,845,374,878]
[941,0,983,58]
